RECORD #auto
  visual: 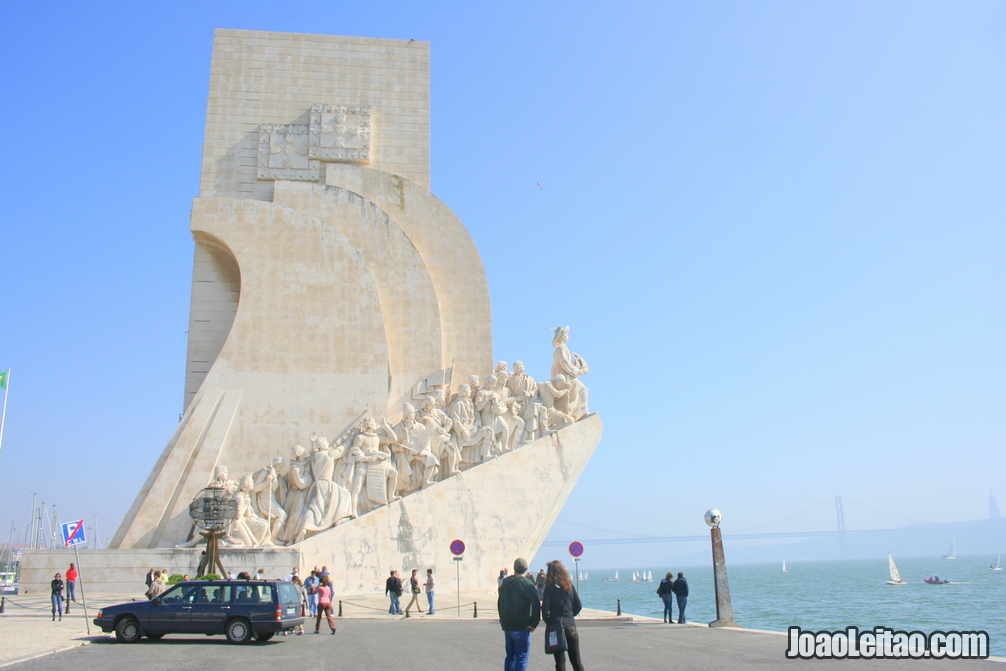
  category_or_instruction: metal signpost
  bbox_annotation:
[61,520,90,634]
[568,541,584,589]
[450,540,465,617]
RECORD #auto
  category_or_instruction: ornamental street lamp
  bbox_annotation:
[189,486,238,578]
[705,508,739,628]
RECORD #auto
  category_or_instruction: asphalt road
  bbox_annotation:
[5,619,1001,671]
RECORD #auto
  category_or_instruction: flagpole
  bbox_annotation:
[0,369,9,460]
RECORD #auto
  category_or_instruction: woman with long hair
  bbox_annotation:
[656,571,675,623]
[541,560,584,671]
[50,572,64,622]
[313,574,337,634]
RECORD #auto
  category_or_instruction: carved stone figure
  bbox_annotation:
[253,457,288,542]
[475,374,500,427]
[212,465,239,494]
[506,361,537,408]
[230,475,274,546]
[420,396,458,479]
[449,383,493,469]
[494,361,511,386]
[353,416,399,512]
[551,326,589,419]
[279,445,312,544]
[294,436,354,542]
[539,374,575,431]
[396,403,439,490]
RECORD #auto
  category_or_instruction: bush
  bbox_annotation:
[196,573,222,581]
[166,574,185,585]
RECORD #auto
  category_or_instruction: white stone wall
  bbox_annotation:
[18,548,301,596]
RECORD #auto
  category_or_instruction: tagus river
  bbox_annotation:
[572,555,1006,656]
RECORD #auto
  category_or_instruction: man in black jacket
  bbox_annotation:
[385,570,403,614]
[672,572,689,624]
[497,557,540,671]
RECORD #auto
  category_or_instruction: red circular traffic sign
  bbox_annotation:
[568,542,584,557]
[450,539,466,556]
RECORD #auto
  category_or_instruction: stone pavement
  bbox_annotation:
[1,591,1003,670]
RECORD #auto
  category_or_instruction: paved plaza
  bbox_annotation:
[2,592,1002,670]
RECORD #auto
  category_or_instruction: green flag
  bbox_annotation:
[0,371,6,389]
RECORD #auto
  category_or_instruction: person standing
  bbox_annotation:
[425,568,436,615]
[287,576,307,635]
[542,560,584,671]
[304,570,320,617]
[145,571,166,600]
[65,563,78,614]
[672,571,688,624]
[656,572,674,623]
[404,568,423,615]
[50,573,64,622]
[498,557,540,671]
[385,570,403,614]
[144,568,155,591]
[536,569,546,599]
[313,574,337,634]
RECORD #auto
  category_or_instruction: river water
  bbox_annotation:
[571,555,1006,656]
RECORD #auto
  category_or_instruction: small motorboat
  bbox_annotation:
[924,576,949,584]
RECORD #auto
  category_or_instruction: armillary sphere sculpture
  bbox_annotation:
[189,485,238,578]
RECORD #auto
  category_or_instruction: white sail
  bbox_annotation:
[888,553,903,583]
[992,553,1002,571]
[648,571,653,581]
[944,539,956,559]
[782,559,787,573]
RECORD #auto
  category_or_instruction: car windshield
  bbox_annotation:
[159,583,199,604]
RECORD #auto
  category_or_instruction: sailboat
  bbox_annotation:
[603,571,619,582]
[647,570,653,582]
[886,553,908,585]
[943,540,956,559]
[991,553,1002,571]
[582,572,588,581]
[631,571,639,582]
[782,559,787,573]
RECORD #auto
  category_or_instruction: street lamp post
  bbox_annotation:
[705,509,739,628]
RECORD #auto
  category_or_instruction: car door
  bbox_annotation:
[145,583,198,634]
[189,584,233,633]
[234,583,275,630]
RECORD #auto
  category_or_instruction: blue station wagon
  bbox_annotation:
[94,580,304,644]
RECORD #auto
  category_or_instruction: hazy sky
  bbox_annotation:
[1,1,1003,568]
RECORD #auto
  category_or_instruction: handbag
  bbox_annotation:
[544,620,568,654]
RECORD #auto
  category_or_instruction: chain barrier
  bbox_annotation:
[336,598,480,618]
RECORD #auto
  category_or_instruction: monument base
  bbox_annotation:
[18,547,301,595]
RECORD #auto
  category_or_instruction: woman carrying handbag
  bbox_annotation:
[541,560,584,671]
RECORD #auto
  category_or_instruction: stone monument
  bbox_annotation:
[23,30,602,595]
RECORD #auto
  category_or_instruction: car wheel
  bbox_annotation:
[114,617,142,643]
[225,618,252,644]
[255,632,274,642]
[146,633,164,640]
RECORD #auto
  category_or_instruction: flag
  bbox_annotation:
[0,371,6,389]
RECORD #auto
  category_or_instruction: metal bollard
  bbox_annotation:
[338,600,343,617]
[616,599,621,616]
[473,601,478,618]
[1,597,5,613]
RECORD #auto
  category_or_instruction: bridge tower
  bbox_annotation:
[835,495,848,558]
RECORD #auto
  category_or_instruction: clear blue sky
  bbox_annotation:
[1,1,1003,568]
